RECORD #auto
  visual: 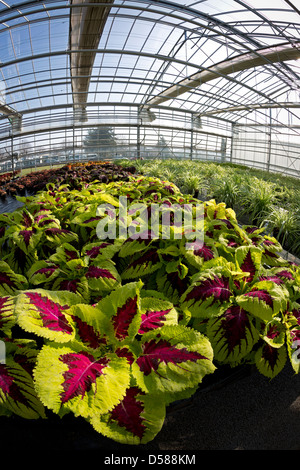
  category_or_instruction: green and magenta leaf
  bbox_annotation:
[15,289,81,342]
[34,345,130,418]
[132,324,216,396]
[91,386,166,445]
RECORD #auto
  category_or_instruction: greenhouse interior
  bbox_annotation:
[0,0,300,452]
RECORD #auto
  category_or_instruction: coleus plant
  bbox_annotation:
[0,206,78,274]
[27,180,300,382]
[180,245,300,379]
[110,190,300,380]
[0,338,47,419]
[26,241,122,303]
[0,174,299,445]
[4,282,214,445]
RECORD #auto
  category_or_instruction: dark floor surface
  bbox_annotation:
[0,363,299,452]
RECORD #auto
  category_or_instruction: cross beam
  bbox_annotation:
[69,0,111,121]
[144,41,300,108]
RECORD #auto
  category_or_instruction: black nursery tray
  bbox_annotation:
[167,364,253,414]
[0,193,25,213]
[0,363,252,451]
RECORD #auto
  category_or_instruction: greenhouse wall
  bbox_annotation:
[0,106,299,177]
[0,109,234,171]
[231,124,300,177]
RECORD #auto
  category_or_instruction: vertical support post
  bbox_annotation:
[221,137,227,163]
[49,128,52,168]
[73,123,75,163]
[65,127,67,163]
[137,108,141,159]
[230,123,236,164]
[190,113,195,160]
[10,131,15,176]
[267,107,272,172]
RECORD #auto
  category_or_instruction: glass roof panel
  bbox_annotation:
[0,0,298,147]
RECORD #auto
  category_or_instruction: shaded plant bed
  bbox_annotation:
[0,175,299,446]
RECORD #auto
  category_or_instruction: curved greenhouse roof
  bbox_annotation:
[0,0,300,176]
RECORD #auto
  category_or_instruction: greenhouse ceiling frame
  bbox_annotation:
[0,2,299,112]
[144,41,300,110]
[1,46,298,124]
[0,0,299,176]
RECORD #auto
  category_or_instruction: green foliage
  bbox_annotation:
[121,158,300,257]
[0,170,299,445]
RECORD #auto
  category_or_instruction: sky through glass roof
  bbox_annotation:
[0,0,299,158]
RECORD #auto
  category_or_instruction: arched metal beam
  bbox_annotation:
[2,48,294,114]
[0,102,21,118]
[284,0,300,16]
[199,102,300,117]
[145,41,300,108]
[0,102,22,133]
